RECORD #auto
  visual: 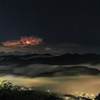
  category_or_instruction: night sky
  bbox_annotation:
[1,0,100,95]
[0,0,100,54]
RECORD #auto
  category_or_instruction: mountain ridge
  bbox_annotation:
[0,53,100,65]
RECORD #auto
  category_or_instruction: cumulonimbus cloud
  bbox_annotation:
[2,36,43,47]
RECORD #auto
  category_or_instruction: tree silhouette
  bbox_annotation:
[0,80,12,90]
[95,93,100,100]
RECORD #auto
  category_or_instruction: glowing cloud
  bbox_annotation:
[45,47,52,51]
[2,36,43,47]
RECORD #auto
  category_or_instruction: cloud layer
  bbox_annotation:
[0,54,99,95]
[0,53,100,77]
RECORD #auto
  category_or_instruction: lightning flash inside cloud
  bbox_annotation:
[2,36,43,47]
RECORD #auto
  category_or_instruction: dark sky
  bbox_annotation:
[0,0,100,45]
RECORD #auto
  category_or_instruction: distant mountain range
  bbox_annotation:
[37,66,100,77]
[0,53,100,77]
[0,53,100,66]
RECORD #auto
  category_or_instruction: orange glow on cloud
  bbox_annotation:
[2,36,43,47]
[45,47,52,51]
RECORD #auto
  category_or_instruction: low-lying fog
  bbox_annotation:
[0,75,100,96]
[0,63,100,96]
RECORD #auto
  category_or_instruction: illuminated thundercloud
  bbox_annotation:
[2,36,43,47]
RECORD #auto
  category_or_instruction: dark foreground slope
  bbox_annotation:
[0,90,63,100]
[0,81,63,100]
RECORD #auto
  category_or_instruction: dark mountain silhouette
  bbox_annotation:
[0,53,100,66]
[37,66,100,77]
[0,53,100,77]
